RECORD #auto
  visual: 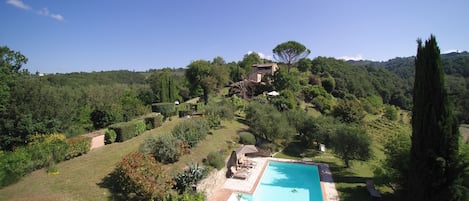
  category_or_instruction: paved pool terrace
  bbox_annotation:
[204,157,339,201]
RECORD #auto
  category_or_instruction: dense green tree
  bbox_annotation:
[120,89,149,121]
[272,68,299,92]
[331,125,371,167]
[0,47,28,150]
[321,76,336,93]
[245,102,295,143]
[186,60,211,102]
[332,99,365,123]
[273,41,310,72]
[297,58,313,72]
[211,56,226,66]
[239,52,262,77]
[228,62,244,82]
[270,89,298,111]
[186,60,228,104]
[290,113,335,148]
[90,109,115,129]
[147,69,180,103]
[0,47,27,111]
[408,35,462,201]
[374,130,410,193]
[209,63,229,90]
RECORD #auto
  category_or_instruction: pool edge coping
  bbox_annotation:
[212,157,340,201]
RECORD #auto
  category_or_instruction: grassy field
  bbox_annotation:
[0,118,247,201]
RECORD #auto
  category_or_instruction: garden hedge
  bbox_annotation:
[110,122,137,142]
[110,120,147,142]
[144,113,163,129]
[66,136,91,159]
[151,103,176,118]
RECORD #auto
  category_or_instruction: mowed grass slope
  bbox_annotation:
[0,118,246,201]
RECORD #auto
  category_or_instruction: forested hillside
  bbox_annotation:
[2,45,468,152]
[348,51,469,123]
[2,39,468,200]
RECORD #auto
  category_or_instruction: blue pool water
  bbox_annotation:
[251,161,323,201]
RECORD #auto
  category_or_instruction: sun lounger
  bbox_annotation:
[230,166,250,180]
[233,171,249,179]
[366,180,382,200]
[238,159,256,168]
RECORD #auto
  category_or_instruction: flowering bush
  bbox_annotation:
[66,136,91,159]
[114,152,174,200]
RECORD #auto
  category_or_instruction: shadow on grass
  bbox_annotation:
[335,185,370,201]
[283,141,321,158]
[280,146,386,201]
[236,118,250,126]
[97,171,140,201]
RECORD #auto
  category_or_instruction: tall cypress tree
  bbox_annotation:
[408,35,460,201]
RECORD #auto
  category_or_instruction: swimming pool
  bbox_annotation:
[232,161,323,201]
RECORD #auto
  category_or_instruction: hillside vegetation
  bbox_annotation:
[1,44,468,200]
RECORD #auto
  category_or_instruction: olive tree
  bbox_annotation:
[331,125,371,167]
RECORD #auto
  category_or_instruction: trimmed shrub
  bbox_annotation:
[105,129,117,144]
[239,132,256,145]
[135,120,146,136]
[205,151,224,170]
[194,102,205,112]
[172,119,209,148]
[66,136,91,159]
[152,103,176,119]
[177,103,191,118]
[144,114,163,129]
[110,122,137,142]
[154,115,163,128]
[140,135,182,164]
[114,152,174,200]
[177,103,191,111]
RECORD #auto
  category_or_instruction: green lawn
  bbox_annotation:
[0,118,247,201]
[275,115,402,201]
[275,148,383,201]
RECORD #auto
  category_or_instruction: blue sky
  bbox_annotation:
[1,0,468,73]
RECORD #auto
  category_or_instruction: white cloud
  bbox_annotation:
[6,0,31,10]
[37,7,49,15]
[50,14,64,21]
[337,54,364,61]
[247,51,274,61]
[38,7,64,21]
[6,0,65,21]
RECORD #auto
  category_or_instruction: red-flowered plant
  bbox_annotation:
[114,152,174,200]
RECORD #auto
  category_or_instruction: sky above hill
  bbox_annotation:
[1,0,468,73]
